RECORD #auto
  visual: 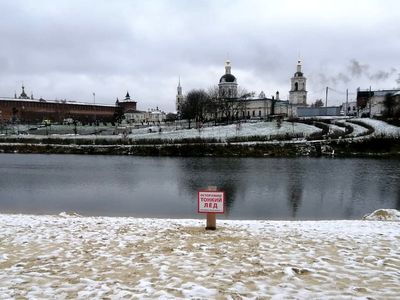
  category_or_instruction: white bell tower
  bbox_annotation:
[289,60,307,105]
[176,77,184,115]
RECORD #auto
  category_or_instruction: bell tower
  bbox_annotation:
[289,60,307,105]
[176,77,184,115]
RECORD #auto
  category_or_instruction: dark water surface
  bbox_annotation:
[0,154,399,220]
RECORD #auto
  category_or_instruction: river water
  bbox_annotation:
[0,154,399,220]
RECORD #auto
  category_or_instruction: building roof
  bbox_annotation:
[124,109,145,114]
[0,97,115,107]
[358,88,400,94]
[150,111,163,115]
[294,71,303,77]
[219,73,236,83]
[373,89,400,96]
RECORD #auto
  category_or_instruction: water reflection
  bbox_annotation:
[0,154,399,220]
[286,160,304,218]
[176,158,246,216]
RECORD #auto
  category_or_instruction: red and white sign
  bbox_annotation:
[198,190,225,214]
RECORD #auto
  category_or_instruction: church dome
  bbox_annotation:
[294,71,303,77]
[219,73,236,83]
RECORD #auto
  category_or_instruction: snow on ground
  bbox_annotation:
[326,123,346,135]
[354,118,400,137]
[363,209,400,221]
[335,120,369,137]
[1,122,321,142]
[345,122,369,137]
[129,121,321,141]
[0,213,399,299]
[2,118,398,143]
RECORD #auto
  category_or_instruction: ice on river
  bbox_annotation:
[0,213,399,299]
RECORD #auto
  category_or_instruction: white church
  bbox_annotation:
[176,59,308,119]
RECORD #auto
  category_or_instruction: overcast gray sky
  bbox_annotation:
[0,0,399,111]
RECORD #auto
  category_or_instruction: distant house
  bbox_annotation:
[357,89,400,117]
[341,101,358,116]
[124,107,166,124]
[146,107,166,123]
[124,109,146,124]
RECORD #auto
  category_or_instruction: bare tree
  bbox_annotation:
[207,85,219,99]
[383,93,394,117]
[205,86,251,123]
[237,87,252,99]
[312,99,324,107]
[206,85,220,122]
[181,89,210,128]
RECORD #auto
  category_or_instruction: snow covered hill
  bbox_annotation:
[128,121,321,142]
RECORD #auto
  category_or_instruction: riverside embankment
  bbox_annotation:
[0,135,399,157]
[1,118,399,157]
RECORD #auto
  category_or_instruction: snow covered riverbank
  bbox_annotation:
[1,213,399,299]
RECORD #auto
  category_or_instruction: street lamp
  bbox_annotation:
[0,110,3,134]
[93,92,97,134]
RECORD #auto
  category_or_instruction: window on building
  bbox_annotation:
[258,110,261,116]
[252,111,255,117]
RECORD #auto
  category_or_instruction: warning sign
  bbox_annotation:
[198,190,225,214]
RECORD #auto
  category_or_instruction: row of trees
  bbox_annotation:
[180,86,257,128]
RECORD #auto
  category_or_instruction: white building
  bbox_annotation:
[146,107,166,123]
[369,90,400,117]
[176,59,300,120]
[341,101,358,116]
[124,107,166,124]
[357,89,400,117]
[218,60,238,99]
[124,110,146,123]
[119,88,167,124]
[175,78,184,116]
[215,61,293,119]
[289,60,307,105]
[239,96,292,119]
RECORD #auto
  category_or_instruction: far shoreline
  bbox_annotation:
[0,136,399,158]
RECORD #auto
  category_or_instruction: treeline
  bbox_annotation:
[180,88,257,128]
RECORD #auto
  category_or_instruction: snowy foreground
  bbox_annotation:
[1,213,399,299]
